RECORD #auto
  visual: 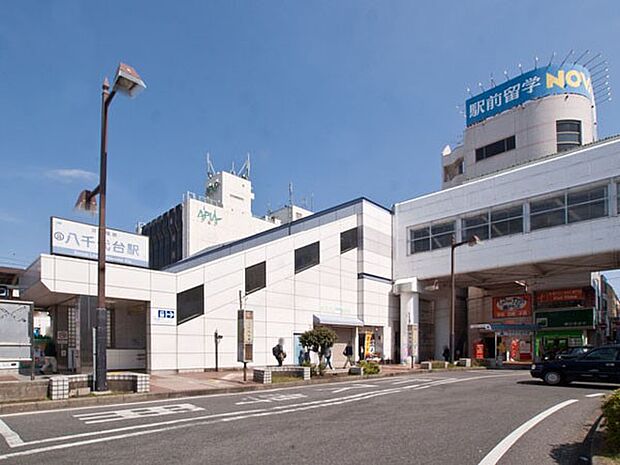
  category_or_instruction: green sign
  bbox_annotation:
[534,308,594,330]
[197,208,221,226]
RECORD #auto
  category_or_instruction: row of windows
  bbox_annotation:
[408,182,615,254]
[475,135,516,162]
[248,227,359,293]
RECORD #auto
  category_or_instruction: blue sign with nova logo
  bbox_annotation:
[466,64,593,126]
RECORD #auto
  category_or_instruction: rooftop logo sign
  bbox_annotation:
[197,207,221,226]
[466,64,593,126]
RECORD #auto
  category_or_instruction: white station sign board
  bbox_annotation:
[51,217,149,268]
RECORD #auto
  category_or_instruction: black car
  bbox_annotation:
[531,345,620,385]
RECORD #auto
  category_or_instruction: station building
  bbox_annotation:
[19,60,620,372]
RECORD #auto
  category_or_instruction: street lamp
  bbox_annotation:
[450,234,480,363]
[76,63,146,392]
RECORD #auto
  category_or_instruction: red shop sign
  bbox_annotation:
[492,294,532,319]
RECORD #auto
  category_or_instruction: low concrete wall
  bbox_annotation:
[50,372,150,400]
[253,366,311,384]
[0,380,49,403]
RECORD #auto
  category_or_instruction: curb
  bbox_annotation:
[0,366,486,415]
[590,412,608,465]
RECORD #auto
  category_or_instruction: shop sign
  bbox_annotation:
[197,207,221,226]
[51,217,149,268]
[492,294,532,319]
[474,343,484,360]
[237,310,253,362]
[535,308,594,329]
[535,288,584,306]
[466,64,593,126]
[407,324,418,358]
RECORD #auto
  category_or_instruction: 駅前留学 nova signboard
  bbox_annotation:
[51,217,149,268]
[466,64,593,126]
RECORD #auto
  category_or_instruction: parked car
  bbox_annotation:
[555,346,594,360]
[531,345,620,385]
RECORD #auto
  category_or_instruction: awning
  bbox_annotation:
[470,323,539,332]
[313,314,364,327]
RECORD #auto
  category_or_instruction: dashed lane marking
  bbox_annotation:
[585,393,606,398]
[235,393,307,405]
[0,420,23,447]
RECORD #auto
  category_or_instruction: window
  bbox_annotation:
[295,242,320,273]
[491,205,524,238]
[430,222,455,250]
[340,228,358,254]
[583,347,618,361]
[177,285,204,325]
[531,185,608,231]
[245,261,266,295]
[556,120,581,152]
[567,185,608,223]
[530,194,566,231]
[475,135,516,162]
[409,227,431,254]
[463,213,490,241]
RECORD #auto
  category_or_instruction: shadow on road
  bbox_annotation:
[548,440,590,465]
[517,380,618,391]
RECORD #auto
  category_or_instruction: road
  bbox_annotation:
[0,370,612,464]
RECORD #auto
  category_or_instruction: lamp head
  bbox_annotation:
[467,235,481,247]
[74,189,97,214]
[112,62,146,97]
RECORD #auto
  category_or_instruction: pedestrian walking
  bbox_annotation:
[343,342,354,368]
[323,345,333,369]
[442,345,450,362]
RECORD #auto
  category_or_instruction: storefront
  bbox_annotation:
[470,323,537,362]
[533,288,596,358]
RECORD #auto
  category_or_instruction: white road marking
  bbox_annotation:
[391,378,435,385]
[477,399,579,465]
[235,393,307,405]
[0,372,520,460]
[73,403,204,424]
[585,393,605,398]
[0,420,23,447]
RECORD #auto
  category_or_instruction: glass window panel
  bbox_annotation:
[557,132,581,143]
[431,222,454,235]
[412,238,430,253]
[568,200,607,223]
[530,210,566,230]
[556,121,581,133]
[463,213,488,228]
[411,227,430,240]
[584,348,618,361]
[491,218,523,237]
[568,186,607,206]
[177,285,205,325]
[530,195,566,214]
[463,225,489,241]
[245,261,266,295]
[485,139,506,158]
[340,228,359,254]
[491,206,523,222]
[506,136,516,151]
[431,233,453,250]
[295,242,320,273]
[475,147,484,161]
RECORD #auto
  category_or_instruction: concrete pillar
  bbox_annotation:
[399,292,420,364]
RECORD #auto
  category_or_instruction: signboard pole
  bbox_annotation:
[30,308,35,381]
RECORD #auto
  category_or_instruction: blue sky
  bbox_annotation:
[2,1,620,286]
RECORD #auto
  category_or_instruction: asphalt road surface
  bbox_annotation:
[0,370,613,464]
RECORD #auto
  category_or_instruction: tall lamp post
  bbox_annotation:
[76,63,146,392]
[450,234,480,363]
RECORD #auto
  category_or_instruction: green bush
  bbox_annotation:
[359,360,380,375]
[603,390,620,452]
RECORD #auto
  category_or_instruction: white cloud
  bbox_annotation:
[46,169,98,183]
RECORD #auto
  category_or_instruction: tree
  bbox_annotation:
[299,326,338,365]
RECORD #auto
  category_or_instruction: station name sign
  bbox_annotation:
[466,64,593,126]
[51,217,149,268]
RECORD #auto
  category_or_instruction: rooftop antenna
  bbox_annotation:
[231,160,236,175]
[573,49,589,65]
[590,60,608,72]
[288,181,293,207]
[558,49,574,68]
[503,70,510,81]
[489,73,496,88]
[546,51,556,68]
[591,67,609,79]
[206,152,216,179]
[466,87,473,98]
[534,56,539,70]
[310,193,314,211]
[518,63,524,75]
[583,52,602,68]
[478,82,485,92]
[239,153,251,180]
